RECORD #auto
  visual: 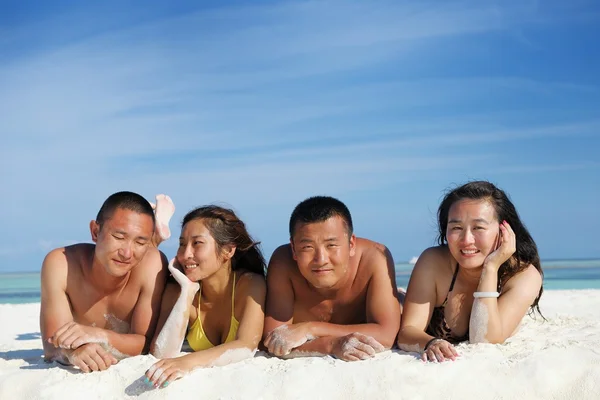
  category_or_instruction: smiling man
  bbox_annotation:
[263,196,401,361]
[40,191,168,372]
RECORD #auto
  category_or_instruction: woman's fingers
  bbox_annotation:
[432,346,445,362]
[441,345,456,361]
[161,370,184,388]
[146,360,164,384]
[423,340,458,362]
[146,362,185,389]
[449,344,460,358]
[155,367,174,388]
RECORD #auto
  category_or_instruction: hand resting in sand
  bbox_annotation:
[145,355,195,389]
[332,333,385,361]
[422,338,459,362]
[263,324,314,356]
[64,343,118,373]
[48,321,107,350]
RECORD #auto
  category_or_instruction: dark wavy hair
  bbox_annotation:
[181,205,266,277]
[437,181,543,317]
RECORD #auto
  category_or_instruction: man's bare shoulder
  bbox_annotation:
[355,237,387,253]
[268,244,296,269]
[266,244,299,281]
[130,246,167,282]
[42,244,92,274]
[135,246,166,269]
[354,237,392,272]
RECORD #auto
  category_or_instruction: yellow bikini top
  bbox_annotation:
[186,273,239,351]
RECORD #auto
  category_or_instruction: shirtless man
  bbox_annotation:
[40,191,174,372]
[263,196,401,361]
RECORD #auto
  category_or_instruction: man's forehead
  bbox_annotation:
[108,207,151,219]
[102,208,154,229]
[293,217,348,238]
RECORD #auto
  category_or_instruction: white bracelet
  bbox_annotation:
[473,291,500,298]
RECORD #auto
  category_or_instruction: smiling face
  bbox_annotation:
[91,207,155,278]
[291,216,356,289]
[446,198,501,269]
[176,219,230,282]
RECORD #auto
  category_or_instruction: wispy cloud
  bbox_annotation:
[486,161,600,175]
[1,0,599,267]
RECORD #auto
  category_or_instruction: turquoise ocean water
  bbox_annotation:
[394,258,600,290]
[1,259,600,304]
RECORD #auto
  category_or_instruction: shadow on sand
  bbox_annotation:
[125,376,157,397]
[16,332,41,341]
[0,348,43,361]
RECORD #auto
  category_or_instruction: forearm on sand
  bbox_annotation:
[169,340,257,369]
[284,336,336,358]
[469,266,503,343]
[303,321,395,348]
[102,330,148,359]
[151,290,196,358]
[44,329,145,361]
[397,325,436,352]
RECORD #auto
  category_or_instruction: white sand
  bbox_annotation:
[1,290,600,400]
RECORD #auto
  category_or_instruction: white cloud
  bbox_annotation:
[1,0,599,266]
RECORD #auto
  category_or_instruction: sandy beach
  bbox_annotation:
[1,290,599,400]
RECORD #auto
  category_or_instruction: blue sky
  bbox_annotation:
[1,0,599,272]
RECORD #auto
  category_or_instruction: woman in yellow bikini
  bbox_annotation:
[145,205,267,388]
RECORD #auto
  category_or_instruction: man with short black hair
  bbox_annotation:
[40,191,170,372]
[263,196,401,361]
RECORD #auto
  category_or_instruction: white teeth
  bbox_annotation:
[461,250,478,254]
[184,264,198,269]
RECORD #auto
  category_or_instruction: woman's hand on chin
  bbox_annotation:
[168,258,200,295]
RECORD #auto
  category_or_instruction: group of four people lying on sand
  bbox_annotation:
[40,180,544,388]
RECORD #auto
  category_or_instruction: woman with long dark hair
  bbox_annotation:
[397,181,543,362]
[145,205,266,388]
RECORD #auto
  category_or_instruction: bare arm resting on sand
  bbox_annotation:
[150,260,200,359]
[396,247,459,361]
[146,267,266,389]
[263,247,399,360]
[40,248,166,371]
[40,249,115,371]
[469,221,542,344]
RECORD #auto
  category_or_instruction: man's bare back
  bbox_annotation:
[40,192,168,372]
